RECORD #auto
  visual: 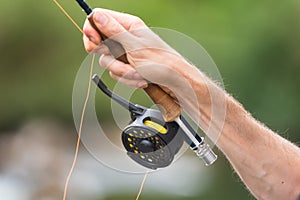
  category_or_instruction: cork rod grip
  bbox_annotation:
[88,15,181,121]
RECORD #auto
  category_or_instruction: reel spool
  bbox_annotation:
[122,109,184,169]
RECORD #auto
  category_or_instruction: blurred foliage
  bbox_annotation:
[0,0,299,199]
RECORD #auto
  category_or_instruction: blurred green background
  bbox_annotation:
[0,0,299,199]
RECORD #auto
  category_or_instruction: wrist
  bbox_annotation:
[169,59,228,136]
[169,58,210,97]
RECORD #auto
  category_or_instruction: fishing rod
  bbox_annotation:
[76,0,217,169]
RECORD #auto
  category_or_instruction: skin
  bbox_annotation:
[83,8,300,200]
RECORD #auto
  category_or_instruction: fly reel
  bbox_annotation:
[92,75,184,169]
[122,108,184,169]
[92,74,217,170]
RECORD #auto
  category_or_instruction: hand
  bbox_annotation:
[83,8,187,89]
[82,8,213,121]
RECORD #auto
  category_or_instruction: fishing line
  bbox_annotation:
[50,1,87,199]
[52,0,84,34]
[51,1,150,199]
[51,1,93,199]
[63,54,95,200]
[136,172,149,200]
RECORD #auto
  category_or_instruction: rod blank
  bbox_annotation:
[76,0,93,15]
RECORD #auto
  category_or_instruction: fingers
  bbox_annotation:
[83,18,101,45]
[83,8,147,53]
[82,9,129,45]
[83,34,110,54]
[100,54,148,88]
[110,71,148,88]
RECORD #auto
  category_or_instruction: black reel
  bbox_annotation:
[122,108,184,169]
[93,75,184,169]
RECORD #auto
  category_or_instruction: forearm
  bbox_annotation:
[173,61,300,199]
[219,96,300,199]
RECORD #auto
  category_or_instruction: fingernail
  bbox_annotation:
[137,81,148,88]
[95,13,108,26]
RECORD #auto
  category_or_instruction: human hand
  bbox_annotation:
[83,8,187,89]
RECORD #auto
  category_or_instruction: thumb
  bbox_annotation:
[92,10,129,41]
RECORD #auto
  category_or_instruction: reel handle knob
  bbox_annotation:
[88,13,181,122]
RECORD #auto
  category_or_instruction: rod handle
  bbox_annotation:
[88,13,181,121]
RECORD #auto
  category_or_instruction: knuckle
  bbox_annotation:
[132,17,145,27]
[109,23,122,36]
[132,16,143,23]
